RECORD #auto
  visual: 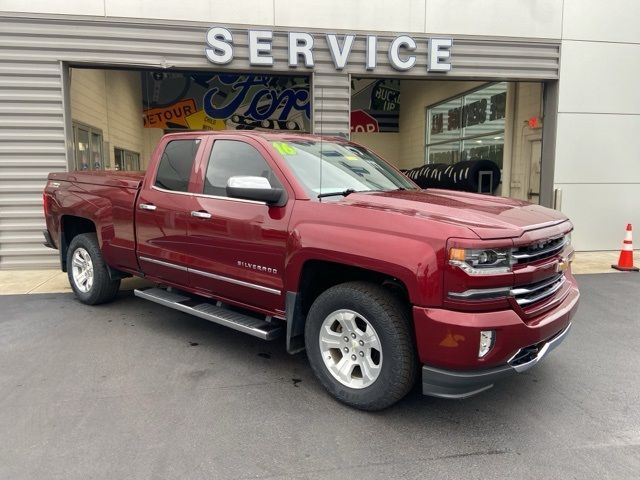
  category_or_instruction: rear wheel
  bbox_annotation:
[67,233,120,305]
[305,281,417,411]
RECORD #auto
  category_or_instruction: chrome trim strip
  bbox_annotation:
[189,267,281,295]
[513,276,566,306]
[512,236,568,261]
[448,286,511,300]
[151,185,266,205]
[449,273,565,304]
[138,256,280,295]
[508,323,572,373]
[139,255,188,272]
[511,273,564,296]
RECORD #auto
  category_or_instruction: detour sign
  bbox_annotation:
[143,99,197,129]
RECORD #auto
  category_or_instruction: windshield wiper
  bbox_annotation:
[317,188,357,199]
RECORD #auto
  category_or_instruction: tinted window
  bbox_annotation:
[155,139,200,192]
[204,140,282,197]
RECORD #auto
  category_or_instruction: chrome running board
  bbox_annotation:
[134,287,283,340]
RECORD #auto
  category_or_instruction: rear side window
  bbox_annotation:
[204,140,282,197]
[155,139,200,192]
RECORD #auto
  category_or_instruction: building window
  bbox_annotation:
[72,122,104,170]
[114,148,141,171]
[426,82,507,167]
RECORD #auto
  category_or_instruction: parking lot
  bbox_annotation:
[1,273,639,480]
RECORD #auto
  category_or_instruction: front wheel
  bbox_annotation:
[67,233,120,305]
[304,282,417,411]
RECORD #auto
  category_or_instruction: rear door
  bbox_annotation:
[135,135,204,286]
[186,136,294,314]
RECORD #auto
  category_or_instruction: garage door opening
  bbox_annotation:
[350,78,547,204]
[68,67,311,172]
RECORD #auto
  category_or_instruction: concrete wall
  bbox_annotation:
[351,133,401,167]
[555,0,640,250]
[0,1,564,37]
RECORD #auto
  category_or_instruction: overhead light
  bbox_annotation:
[494,136,502,140]
[475,140,482,143]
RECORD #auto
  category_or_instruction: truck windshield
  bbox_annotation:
[272,139,415,197]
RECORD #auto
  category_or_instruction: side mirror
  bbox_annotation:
[226,176,286,206]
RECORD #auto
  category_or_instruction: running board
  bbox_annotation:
[134,287,283,340]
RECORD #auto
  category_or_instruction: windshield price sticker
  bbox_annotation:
[272,142,297,156]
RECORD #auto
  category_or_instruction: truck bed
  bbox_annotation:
[45,170,145,274]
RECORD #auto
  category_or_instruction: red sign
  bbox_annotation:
[350,109,379,133]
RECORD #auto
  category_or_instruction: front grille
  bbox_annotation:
[512,235,568,264]
[511,273,566,307]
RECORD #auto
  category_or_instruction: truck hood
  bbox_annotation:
[342,189,569,239]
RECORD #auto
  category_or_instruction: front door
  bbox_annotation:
[527,139,542,204]
[186,137,293,315]
[135,136,203,286]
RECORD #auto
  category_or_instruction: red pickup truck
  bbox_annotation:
[43,131,579,410]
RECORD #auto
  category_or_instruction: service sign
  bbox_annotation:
[204,27,453,73]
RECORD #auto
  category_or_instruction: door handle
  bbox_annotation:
[139,203,157,211]
[191,210,212,219]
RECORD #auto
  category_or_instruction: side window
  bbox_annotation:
[204,140,282,197]
[155,139,200,192]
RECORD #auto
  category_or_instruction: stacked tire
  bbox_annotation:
[403,159,501,193]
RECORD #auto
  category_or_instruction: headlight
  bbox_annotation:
[449,247,514,275]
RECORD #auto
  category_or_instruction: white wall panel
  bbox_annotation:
[556,183,640,251]
[0,0,104,16]
[555,113,640,184]
[105,0,274,25]
[425,0,562,39]
[558,41,640,114]
[563,0,640,44]
[274,0,426,33]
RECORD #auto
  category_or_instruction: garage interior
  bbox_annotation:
[68,67,545,204]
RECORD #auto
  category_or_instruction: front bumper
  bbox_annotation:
[422,323,572,398]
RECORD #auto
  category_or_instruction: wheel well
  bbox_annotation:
[60,215,96,271]
[298,260,410,317]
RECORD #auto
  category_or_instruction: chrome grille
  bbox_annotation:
[511,273,566,307]
[512,235,568,264]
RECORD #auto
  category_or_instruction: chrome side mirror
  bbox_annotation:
[226,176,286,206]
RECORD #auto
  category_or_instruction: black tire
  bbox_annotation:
[66,233,120,305]
[304,281,417,411]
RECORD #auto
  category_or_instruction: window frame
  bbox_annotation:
[424,82,507,166]
[114,147,141,171]
[72,121,104,171]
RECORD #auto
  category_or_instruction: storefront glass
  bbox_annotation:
[426,82,506,167]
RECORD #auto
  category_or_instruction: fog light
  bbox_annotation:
[479,330,495,358]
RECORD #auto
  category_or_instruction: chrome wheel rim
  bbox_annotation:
[71,247,94,293]
[318,309,383,389]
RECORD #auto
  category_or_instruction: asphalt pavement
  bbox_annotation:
[1,274,639,480]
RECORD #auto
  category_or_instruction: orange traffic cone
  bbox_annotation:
[612,224,639,272]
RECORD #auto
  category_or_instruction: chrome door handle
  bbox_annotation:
[139,203,157,211]
[191,210,212,219]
